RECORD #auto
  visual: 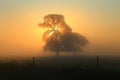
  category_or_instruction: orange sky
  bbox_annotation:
[0,0,120,57]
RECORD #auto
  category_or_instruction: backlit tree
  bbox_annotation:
[39,14,89,56]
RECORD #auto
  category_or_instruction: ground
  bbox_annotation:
[0,56,120,80]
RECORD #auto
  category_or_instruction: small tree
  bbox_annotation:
[61,32,89,55]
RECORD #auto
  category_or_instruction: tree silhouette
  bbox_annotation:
[39,14,89,56]
[60,32,89,55]
[43,26,62,56]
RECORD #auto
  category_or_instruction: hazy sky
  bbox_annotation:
[0,0,120,57]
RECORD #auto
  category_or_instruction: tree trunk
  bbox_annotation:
[97,56,100,69]
[73,50,76,56]
[56,50,59,56]
[32,57,36,65]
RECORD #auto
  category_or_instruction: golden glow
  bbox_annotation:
[48,31,54,36]
[54,26,59,31]
[46,26,61,37]
[0,0,120,57]
[45,28,53,31]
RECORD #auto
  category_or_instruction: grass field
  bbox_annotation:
[0,56,120,80]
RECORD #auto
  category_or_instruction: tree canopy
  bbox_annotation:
[39,14,89,56]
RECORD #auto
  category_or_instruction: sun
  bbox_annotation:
[48,31,54,36]
[47,26,61,37]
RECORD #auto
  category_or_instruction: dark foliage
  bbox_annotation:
[39,14,89,56]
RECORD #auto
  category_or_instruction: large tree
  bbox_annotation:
[39,14,89,56]
[43,32,89,56]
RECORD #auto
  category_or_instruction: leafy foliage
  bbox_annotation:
[39,14,89,55]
